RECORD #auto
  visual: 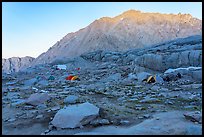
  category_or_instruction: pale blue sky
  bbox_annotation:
[2,2,202,58]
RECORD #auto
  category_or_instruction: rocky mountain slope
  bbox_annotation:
[31,10,202,65]
[2,56,35,74]
[2,35,202,135]
[81,35,202,73]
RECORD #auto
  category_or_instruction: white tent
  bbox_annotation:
[56,65,67,70]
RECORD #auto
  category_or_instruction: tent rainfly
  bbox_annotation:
[56,65,67,70]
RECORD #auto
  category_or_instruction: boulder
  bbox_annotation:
[103,73,121,82]
[25,93,50,106]
[24,78,38,86]
[37,80,49,86]
[90,118,110,126]
[127,73,137,80]
[151,85,160,92]
[154,75,164,83]
[51,102,99,128]
[183,111,202,124]
[64,95,78,104]
[137,72,151,82]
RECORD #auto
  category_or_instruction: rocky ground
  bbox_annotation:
[2,36,202,135]
[2,62,202,135]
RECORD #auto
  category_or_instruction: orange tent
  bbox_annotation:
[66,75,79,81]
[66,75,74,80]
[71,76,78,80]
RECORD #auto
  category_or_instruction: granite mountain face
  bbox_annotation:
[2,10,202,73]
[31,10,201,65]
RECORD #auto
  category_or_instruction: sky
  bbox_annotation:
[2,2,202,59]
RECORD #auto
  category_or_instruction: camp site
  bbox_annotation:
[2,2,202,135]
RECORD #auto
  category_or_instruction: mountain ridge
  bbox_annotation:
[2,10,202,73]
[31,9,201,66]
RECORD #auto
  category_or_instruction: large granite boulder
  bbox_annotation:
[51,102,99,128]
[25,93,50,106]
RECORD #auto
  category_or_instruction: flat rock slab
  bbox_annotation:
[2,123,48,135]
[25,93,50,106]
[75,111,202,135]
[51,102,99,129]
[24,78,38,86]
[37,80,49,86]
[183,111,202,124]
[125,111,201,135]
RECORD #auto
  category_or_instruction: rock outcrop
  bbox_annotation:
[81,35,202,74]
[75,111,202,135]
[2,56,35,74]
[133,35,202,72]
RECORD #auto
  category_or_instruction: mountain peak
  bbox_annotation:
[123,9,141,14]
[31,9,201,66]
[118,10,195,20]
[120,9,142,16]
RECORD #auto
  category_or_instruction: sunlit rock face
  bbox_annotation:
[31,10,202,66]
